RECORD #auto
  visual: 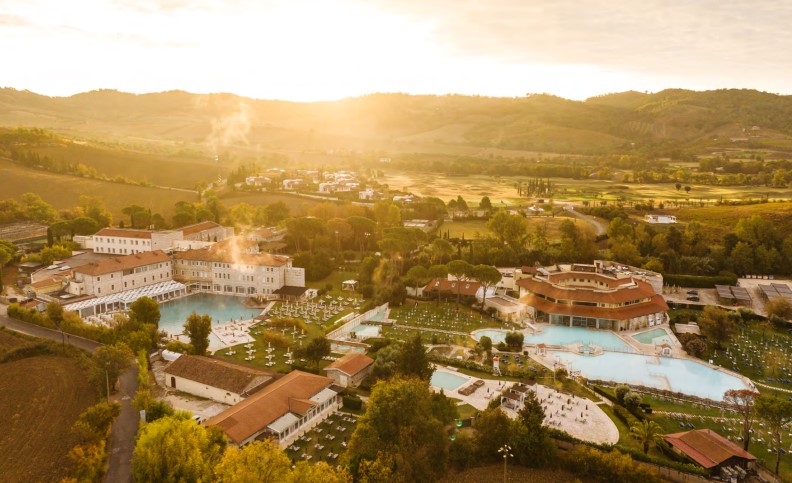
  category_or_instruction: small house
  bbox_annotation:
[323,353,374,388]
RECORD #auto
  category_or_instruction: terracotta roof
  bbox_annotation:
[423,278,481,296]
[29,275,67,289]
[324,353,373,376]
[516,276,657,305]
[518,292,668,321]
[664,429,756,469]
[181,221,222,237]
[73,250,171,277]
[95,228,153,239]
[164,355,275,396]
[174,237,290,267]
[206,370,334,445]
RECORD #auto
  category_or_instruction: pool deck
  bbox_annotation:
[430,366,618,445]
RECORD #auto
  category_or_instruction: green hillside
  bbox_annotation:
[2,88,792,158]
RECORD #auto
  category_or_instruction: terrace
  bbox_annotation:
[284,411,359,464]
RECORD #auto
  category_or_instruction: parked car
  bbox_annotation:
[686,290,699,295]
[686,296,700,302]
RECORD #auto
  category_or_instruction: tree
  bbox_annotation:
[0,241,14,294]
[184,312,212,356]
[630,419,664,454]
[623,392,642,411]
[215,440,290,483]
[472,264,501,309]
[684,185,691,194]
[122,205,147,228]
[46,301,66,342]
[615,384,631,405]
[513,391,557,467]
[766,297,792,321]
[131,415,226,482]
[479,335,492,352]
[396,334,432,380]
[302,337,330,367]
[427,238,454,264]
[723,389,759,451]
[403,265,429,297]
[697,306,734,350]
[371,344,400,381]
[129,296,161,327]
[504,332,524,351]
[94,343,134,396]
[487,210,529,252]
[473,408,512,462]
[479,196,492,212]
[346,377,448,482]
[756,395,792,475]
[447,259,473,312]
[675,182,682,191]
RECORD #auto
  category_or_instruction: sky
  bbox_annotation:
[2,0,791,102]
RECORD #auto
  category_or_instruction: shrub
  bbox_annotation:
[342,395,362,410]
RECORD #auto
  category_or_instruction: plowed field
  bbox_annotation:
[0,355,96,482]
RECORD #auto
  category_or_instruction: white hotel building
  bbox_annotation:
[173,237,305,297]
[86,221,232,255]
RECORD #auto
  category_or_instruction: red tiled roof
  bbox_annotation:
[181,221,222,237]
[73,250,170,276]
[516,276,657,305]
[206,370,334,445]
[174,237,290,267]
[95,228,153,239]
[518,292,668,321]
[324,353,373,376]
[665,429,756,469]
[423,278,481,296]
[164,355,275,395]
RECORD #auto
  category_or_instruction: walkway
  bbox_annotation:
[393,323,469,336]
[0,309,137,483]
[753,380,792,394]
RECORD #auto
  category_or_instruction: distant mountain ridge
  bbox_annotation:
[2,87,792,155]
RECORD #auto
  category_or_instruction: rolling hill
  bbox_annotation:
[2,88,792,159]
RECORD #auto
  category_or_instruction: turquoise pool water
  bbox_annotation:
[553,352,749,401]
[431,370,468,390]
[159,294,261,334]
[474,326,633,352]
[632,328,675,346]
[331,344,367,354]
[350,324,380,338]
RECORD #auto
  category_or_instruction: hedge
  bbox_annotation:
[614,444,709,477]
[342,395,363,410]
[662,273,738,288]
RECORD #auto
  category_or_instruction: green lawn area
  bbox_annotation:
[704,321,792,392]
[389,301,514,333]
[442,219,492,239]
[284,411,359,464]
[305,270,359,293]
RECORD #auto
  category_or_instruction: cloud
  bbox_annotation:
[0,14,33,27]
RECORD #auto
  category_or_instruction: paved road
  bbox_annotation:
[104,362,139,483]
[561,203,607,236]
[0,309,138,483]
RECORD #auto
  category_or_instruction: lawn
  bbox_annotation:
[440,464,578,483]
[218,190,327,217]
[216,297,362,372]
[0,355,97,483]
[283,411,359,465]
[0,327,30,352]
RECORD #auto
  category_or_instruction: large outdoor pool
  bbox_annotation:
[473,326,633,352]
[632,328,675,346]
[430,370,469,390]
[350,324,381,338]
[552,352,750,401]
[158,293,262,335]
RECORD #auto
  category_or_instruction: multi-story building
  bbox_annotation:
[68,250,173,297]
[516,262,667,331]
[85,221,232,255]
[173,237,305,296]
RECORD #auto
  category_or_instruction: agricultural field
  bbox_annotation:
[0,355,96,482]
[217,190,327,218]
[673,201,792,235]
[0,157,192,219]
[0,327,29,351]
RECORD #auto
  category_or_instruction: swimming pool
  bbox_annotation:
[552,352,749,401]
[159,293,262,335]
[431,370,469,390]
[632,328,675,346]
[473,326,633,352]
[350,324,380,338]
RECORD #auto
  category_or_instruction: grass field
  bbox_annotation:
[0,157,194,218]
[0,355,97,482]
[0,327,29,351]
[440,464,577,483]
[217,190,327,217]
[383,169,792,205]
[674,201,792,235]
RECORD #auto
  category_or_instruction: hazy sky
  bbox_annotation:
[2,0,791,101]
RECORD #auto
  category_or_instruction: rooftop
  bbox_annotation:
[206,370,336,445]
[174,237,290,267]
[164,355,275,396]
[423,278,481,297]
[73,250,171,276]
[664,429,756,469]
[180,220,223,237]
[324,353,373,376]
[95,227,153,240]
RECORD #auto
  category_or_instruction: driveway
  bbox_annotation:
[559,203,607,236]
[0,307,137,483]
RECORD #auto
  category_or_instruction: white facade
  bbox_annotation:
[164,373,243,405]
[69,253,173,297]
[89,223,231,255]
[645,214,677,224]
